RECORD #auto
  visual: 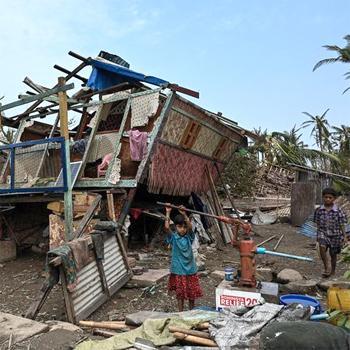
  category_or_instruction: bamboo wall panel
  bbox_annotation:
[160,109,189,145]
[192,127,222,157]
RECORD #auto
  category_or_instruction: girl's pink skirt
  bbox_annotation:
[168,273,203,300]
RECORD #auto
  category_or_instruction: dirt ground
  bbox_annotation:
[0,223,348,324]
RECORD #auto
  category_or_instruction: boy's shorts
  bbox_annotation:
[317,235,343,255]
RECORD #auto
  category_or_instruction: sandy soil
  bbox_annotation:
[0,223,348,324]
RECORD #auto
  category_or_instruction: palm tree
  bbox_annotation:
[302,109,332,153]
[332,125,350,154]
[313,35,350,71]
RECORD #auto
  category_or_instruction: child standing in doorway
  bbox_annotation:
[314,188,348,277]
[164,204,203,311]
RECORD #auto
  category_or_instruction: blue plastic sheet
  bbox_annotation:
[87,58,169,91]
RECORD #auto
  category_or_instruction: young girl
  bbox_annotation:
[164,204,203,311]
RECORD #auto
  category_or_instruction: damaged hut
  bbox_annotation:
[0,51,252,322]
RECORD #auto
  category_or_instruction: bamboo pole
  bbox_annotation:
[196,322,209,330]
[79,320,134,330]
[172,332,217,347]
[92,329,119,337]
[257,235,277,247]
[273,234,284,251]
[169,326,211,339]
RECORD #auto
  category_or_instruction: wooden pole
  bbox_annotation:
[79,320,134,330]
[172,332,217,347]
[169,326,211,339]
[273,234,284,251]
[257,235,277,247]
[58,77,73,241]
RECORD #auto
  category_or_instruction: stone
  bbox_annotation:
[256,268,273,282]
[211,270,226,280]
[46,320,83,333]
[317,279,350,291]
[198,270,209,277]
[277,269,303,284]
[0,312,49,345]
[0,264,4,268]
[132,266,145,275]
[284,279,318,294]
[207,246,216,252]
[130,269,169,287]
[197,262,206,272]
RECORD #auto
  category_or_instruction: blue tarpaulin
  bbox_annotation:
[87,58,169,91]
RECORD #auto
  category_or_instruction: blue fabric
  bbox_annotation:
[166,231,197,276]
[87,58,169,91]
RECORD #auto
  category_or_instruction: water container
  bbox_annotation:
[280,294,322,314]
[327,286,350,312]
[224,267,235,281]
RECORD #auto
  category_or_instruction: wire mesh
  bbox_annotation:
[0,137,67,193]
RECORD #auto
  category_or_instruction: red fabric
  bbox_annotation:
[130,208,143,220]
[168,273,203,300]
[148,143,223,196]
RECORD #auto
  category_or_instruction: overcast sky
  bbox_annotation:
[0,0,349,144]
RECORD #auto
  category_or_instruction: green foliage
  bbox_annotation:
[314,35,350,93]
[221,151,258,197]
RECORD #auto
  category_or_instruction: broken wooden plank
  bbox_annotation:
[0,83,74,112]
[73,194,102,239]
[25,282,53,320]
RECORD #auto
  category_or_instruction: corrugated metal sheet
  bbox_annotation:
[102,236,128,294]
[71,260,107,321]
[66,234,130,322]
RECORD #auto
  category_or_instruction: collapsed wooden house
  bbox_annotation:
[0,51,253,321]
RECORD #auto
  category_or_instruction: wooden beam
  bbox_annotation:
[77,82,133,100]
[73,194,101,240]
[23,77,48,93]
[58,78,70,140]
[167,83,199,99]
[12,61,87,123]
[68,51,89,63]
[58,77,74,240]
[0,83,74,112]
[136,92,175,183]
[59,266,76,323]
[54,65,87,83]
